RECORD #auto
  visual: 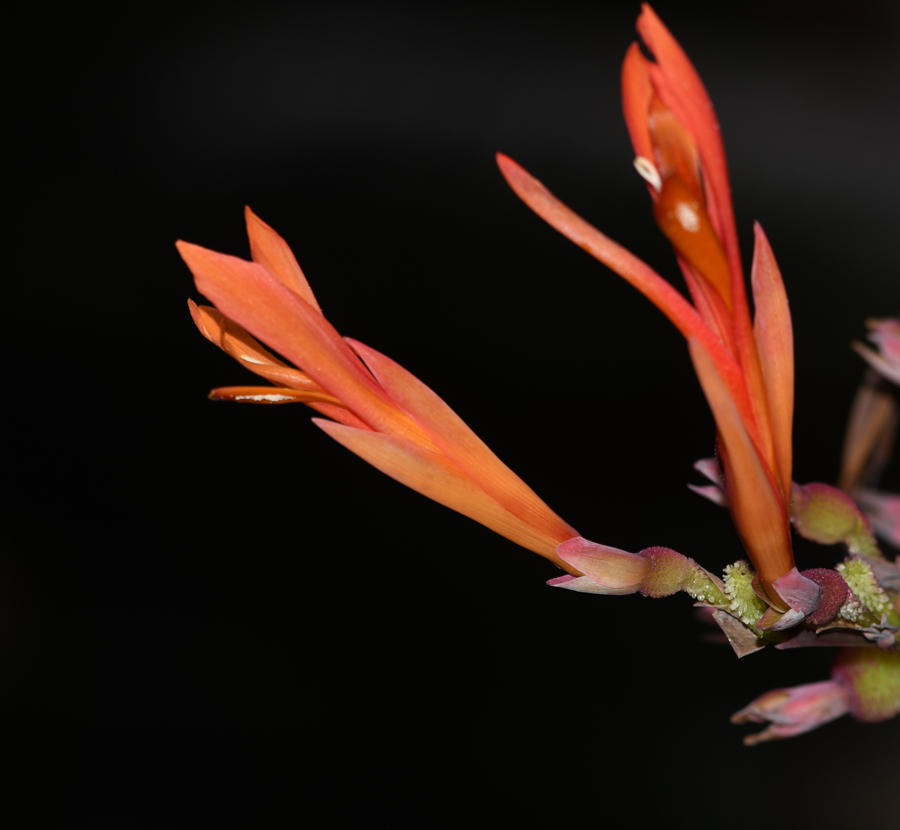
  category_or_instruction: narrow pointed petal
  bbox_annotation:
[189,299,227,347]
[190,300,288,366]
[208,386,340,404]
[178,241,428,445]
[751,223,794,495]
[672,255,738,358]
[621,43,655,171]
[191,300,325,388]
[496,152,758,430]
[637,6,768,428]
[244,206,322,312]
[688,338,793,602]
[315,419,572,567]
[497,153,701,341]
[189,301,370,428]
[345,338,578,545]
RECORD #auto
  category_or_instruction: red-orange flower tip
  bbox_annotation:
[182,211,580,571]
[500,13,801,597]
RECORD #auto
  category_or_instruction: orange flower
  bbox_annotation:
[179,207,579,568]
[497,5,795,604]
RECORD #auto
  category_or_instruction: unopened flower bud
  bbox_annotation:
[732,680,851,745]
[791,482,878,557]
[832,648,900,723]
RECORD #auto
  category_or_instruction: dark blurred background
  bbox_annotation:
[7,0,899,826]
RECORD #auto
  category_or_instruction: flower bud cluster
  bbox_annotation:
[837,557,892,623]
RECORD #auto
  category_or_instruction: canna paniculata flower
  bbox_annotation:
[497,4,798,608]
[181,6,899,742]
[179,208,584,569]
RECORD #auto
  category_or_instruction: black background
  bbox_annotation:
[7,0,900,826]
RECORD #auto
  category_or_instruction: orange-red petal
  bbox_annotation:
[178,241,430,446]
[636,4,740,284]
[688,338,793,602]
[621,42,655,169]
[346,337,578,546]
[244,206,322,312]
[653,174,731,310]
[646,98,702,202]
[751,223,794,497]
[315,419,573,567]
[496,151,756,429]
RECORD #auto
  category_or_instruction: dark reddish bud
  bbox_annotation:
[801,568,850,626]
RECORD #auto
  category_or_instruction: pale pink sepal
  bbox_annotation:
[774,567,822,617]
[853,342,900,385]
[687,484,728,508]
[693,456,722,484]
[870,318,900,362]
[546,574,635,595]
[555,537,648,594]
[313,418,568,564]
[756,568,822,631]
[854,318,900,385]
[689,456,727,506]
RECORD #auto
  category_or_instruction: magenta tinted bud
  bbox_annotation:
[801,568,850,625]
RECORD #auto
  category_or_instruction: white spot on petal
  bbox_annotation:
[675,202,700,233]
